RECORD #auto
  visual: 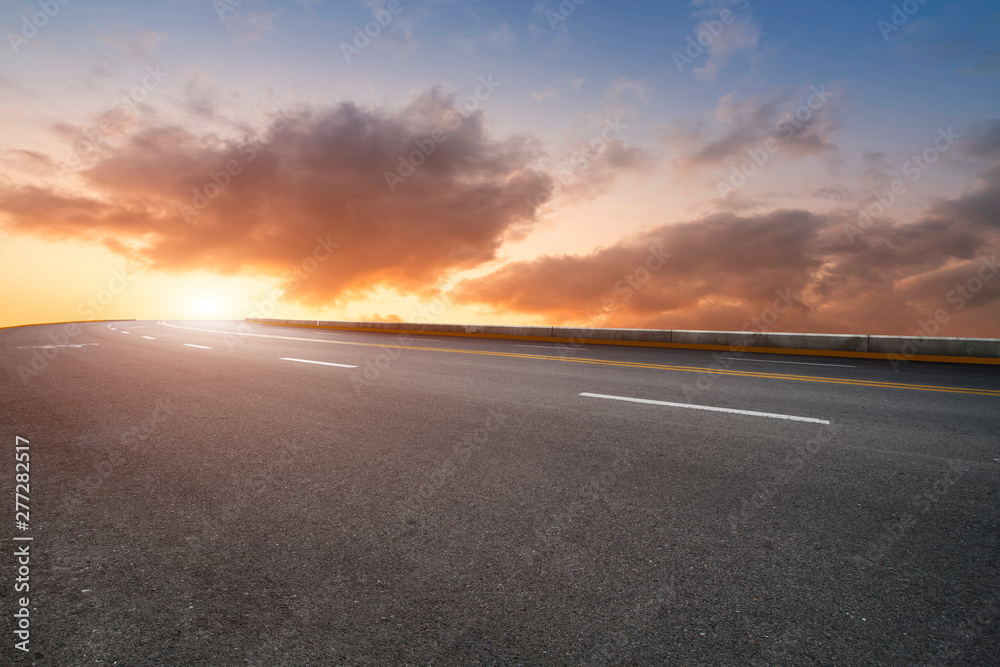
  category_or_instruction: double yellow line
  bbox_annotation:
[560,356,1000,396]
[157,321,1000,397]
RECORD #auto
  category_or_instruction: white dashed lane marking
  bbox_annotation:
[580,392,830,424]
[280,357,358,369]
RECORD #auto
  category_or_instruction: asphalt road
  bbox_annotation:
[1,319,998,665]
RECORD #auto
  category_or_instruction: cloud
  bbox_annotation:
[456,121,1000,336]
[363,0,416,50]
[686,0,760,81]
[102,30,168,58]
[961,118,1000,161]
[531,71,585,101]
[0,75,34,100]
[960,49,1000,77]
[694,17,760,81]
[531,86,557,101]
[812,187,852,203]
[479,23,516,49]
[455,209,824,325]
[894,10,1000,77]
[0,89,554,307]
[558,139,655,200]
[222,11,278,44]
[2,150,57,175]
[668,85,843,173]
[176,73,237,119]
[84,51,125,87]
[604,77,647,102]
[861,150,891,179]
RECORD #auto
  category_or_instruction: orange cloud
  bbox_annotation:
[0,89,554,306]
[455,123,1000,337]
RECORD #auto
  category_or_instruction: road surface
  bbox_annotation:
[1,319,998,665]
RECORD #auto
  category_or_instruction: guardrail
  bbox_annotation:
[247,319,1000,364]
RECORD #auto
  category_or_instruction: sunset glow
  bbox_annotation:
[1,1,998,335]
[3,4,1000,663]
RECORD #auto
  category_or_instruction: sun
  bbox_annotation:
[190,295,225,317]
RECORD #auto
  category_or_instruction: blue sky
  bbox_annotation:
[1,0,998,334]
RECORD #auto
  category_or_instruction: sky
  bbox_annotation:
[0,0,998,335]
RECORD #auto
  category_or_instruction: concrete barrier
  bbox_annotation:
[965,339,1000,358]
[245,319,1000,364]
[0,318,135,331]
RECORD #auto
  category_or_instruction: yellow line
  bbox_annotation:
[158,321,1000,397]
